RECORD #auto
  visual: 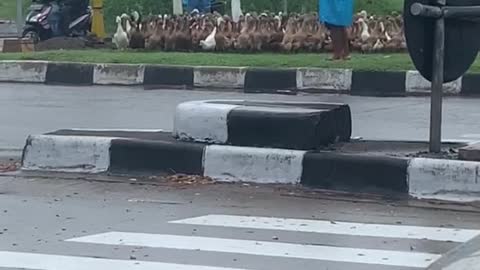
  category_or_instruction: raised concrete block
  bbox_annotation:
[174,100,352,150]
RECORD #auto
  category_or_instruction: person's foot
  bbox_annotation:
[328,56,342,61]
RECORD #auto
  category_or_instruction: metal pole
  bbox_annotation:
[173,0,183,15]
[411,3,480,19]
[16,0,23,37]
[91,0,106,39]
[429,0,446,153]
[232,0,242,23]
[283,0,288,13]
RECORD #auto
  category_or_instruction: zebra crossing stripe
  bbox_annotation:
[170,215,480,243]
[0,251,248,270]
[67,232,441,268]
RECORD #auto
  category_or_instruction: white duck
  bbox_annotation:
[162,14,168,30]
[358,18,370,42]
[120,13,132,34]
[131,11,140,24]
[200,27,217,50]
[113,16,129,50]
[376,21,392,42]
[358,10,367,20]
[373,39,384,51]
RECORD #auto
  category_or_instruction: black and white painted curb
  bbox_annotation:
[1,60,478,96]
[173,100,351,150]
[21,130,480,201]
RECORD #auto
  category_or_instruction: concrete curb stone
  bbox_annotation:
[408,158,480,198]
[109,138,205,175]
[93,64,145,85]
[193,66,247,89]
[45,62,94,85]
[460,74,480,95]
[406,71,462,94]
[351,70,406,96]
[1,60,480,96]
[143,65,194,88]
[301,152,409,193]
[19,130,480,200]
[0,60,48,82]
[244,68,297,93]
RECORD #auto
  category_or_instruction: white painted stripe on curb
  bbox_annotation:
[67,128,165,132]
[22,135,112,173]
[0,61,48,82]
[405,71,462,94]
[296,68,352,91]
[171,215,480,243]
[93,64,145,85]
[408,158,480,198]
[204,145,305,184]
[194,67,247,89]
[173,101,239,143]
[68,232,441,268]
[0,251,247,270]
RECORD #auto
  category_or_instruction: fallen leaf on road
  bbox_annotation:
[165,174,215,186]
[0,161,20,172]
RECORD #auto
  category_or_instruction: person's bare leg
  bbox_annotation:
[329,27,342,60]
[342,28,351,60]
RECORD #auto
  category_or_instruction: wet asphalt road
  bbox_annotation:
[2,83,480,152]
[0,175,480,270]
[2,83,480,269]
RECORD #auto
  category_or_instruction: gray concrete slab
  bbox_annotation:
[0,175,480,270]
[428,235,480,270]
[2,83,480,151]
[459,143,480,161]
[0,21,18,38]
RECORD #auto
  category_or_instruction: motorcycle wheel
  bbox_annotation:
[22,29,41,44]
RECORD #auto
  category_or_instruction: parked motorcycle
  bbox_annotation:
[23,0,91,43]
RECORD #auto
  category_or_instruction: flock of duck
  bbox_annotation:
[112,10,406,53]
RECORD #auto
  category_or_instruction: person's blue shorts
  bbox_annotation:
[319,0,354,27]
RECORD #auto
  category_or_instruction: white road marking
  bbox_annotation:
[461,134,480,139]
[67,232,441,268]
[0,251,248,270]
[170,215,480,243]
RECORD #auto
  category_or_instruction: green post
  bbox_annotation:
[16,0,23,36]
